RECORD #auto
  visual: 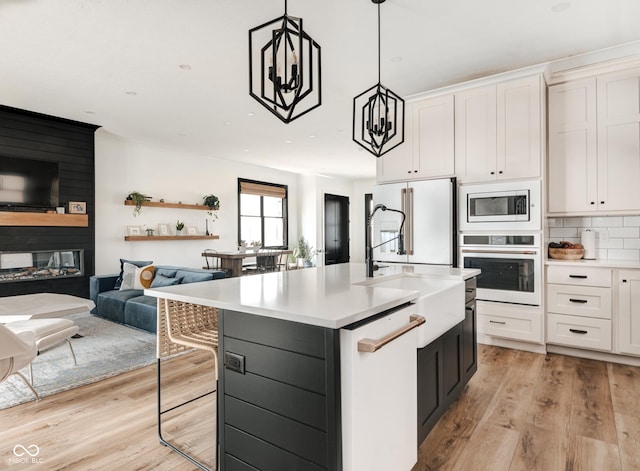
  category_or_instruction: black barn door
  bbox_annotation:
[324,193,350,265]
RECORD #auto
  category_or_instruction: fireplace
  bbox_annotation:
[0,249,84,283]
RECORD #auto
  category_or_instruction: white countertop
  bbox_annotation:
[545,258,640,269]
[146,263,480,329]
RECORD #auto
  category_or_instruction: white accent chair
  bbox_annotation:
[5,318,79,385]
[0,324,39,400]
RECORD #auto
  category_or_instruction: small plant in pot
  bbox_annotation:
[202,194,220,218]
[175,220,185,235]
[127,191,151,217]
[293,236,317,268]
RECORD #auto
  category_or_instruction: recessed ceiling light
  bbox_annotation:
[284,140,292,144]
[247,112,255,117]
[125,91,137,96]
[84,111,96,115]
[243,149,249,152]
[224,121,232,125]
[551,2,571,12]
[179,64,192,70]
[309,134,316,138]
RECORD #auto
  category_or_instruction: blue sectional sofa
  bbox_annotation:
[89,264,226,333]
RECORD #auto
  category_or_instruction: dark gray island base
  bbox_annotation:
[219,309,342,471]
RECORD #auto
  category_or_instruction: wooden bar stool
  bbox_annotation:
[157,298,218,471]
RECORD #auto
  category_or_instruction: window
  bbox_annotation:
[238,179,288,248]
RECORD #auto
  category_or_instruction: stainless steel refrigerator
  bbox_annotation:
[372,177,457,266]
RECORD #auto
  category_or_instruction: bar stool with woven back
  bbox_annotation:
[157,298,218,471]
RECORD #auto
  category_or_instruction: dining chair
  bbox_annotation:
[0,324,39,400]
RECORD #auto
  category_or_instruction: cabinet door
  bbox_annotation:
[442,322,463,407]
[462,299,477,384]
[412,94,455,178]
[454,84,497,182]
[417,337,442,446]
[548,79,598,213]
[497,75,542,180]
[596,68,640,212]
[618,270,640,356]
[376,102,414,183]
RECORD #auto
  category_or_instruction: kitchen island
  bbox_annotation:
[146,262,479,471]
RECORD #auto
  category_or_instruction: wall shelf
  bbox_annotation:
[124,200,212,211]
[124,235,220,242]
[0,212,89,227]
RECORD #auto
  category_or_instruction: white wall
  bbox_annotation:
[94,130,300,274]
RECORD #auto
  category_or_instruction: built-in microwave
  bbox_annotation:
[459,180,541,231]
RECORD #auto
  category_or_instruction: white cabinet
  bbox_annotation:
[455,75,543,183]
[377,94,454,183]
[546,265,612,352]
[548,68,640,214]
[618,270,640,356]
[477,301,543,344]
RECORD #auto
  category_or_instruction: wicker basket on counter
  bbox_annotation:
[548,248,585,260]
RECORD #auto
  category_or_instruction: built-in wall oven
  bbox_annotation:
[460,233,542,306]
[459,180,541,231]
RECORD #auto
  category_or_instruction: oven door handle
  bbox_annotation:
[461,249,539,255]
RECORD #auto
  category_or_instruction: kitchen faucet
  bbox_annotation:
[366,204,406,277]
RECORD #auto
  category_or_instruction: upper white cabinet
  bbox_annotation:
[548,67,640,214]
[377,95,454,183]
[455,75,543,183]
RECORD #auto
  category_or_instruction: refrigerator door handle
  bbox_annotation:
[407,187,414,255]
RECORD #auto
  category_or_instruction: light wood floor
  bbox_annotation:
[1,345,639,470]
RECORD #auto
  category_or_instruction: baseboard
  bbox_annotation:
[546,344,640,367]
[477,333,547,354]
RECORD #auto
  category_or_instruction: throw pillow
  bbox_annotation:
[114,258,153,289]
[119,263,155,290]
[150,274,183,288]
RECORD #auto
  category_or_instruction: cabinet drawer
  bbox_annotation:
[477,302,542,344]
[546,265,612,287]
[546,284,611,319]
[547,313,611,351]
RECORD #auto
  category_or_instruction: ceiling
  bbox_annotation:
[1,0,640,180]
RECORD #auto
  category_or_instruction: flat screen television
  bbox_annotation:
[0,155,59,209]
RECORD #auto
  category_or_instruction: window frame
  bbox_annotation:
[237,178,288,249]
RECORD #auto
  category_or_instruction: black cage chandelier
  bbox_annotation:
[353,0,404,157]
[249,0,321,123]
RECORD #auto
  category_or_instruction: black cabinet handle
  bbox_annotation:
[498,170,503,174]
[600,201,605,205]
[569,275,587,279]
[490,320,506,325]
[569,298,588,304]
[569,328,588,335]
[490,171,495,175]
[590,202,595,205]
[465,288,474,293]
[622,279,628,283]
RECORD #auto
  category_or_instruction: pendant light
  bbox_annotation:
[353,0,404,157]
[249,0,322,123]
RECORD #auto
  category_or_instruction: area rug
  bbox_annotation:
[0,312,156,410]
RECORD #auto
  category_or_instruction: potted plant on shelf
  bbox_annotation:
[175,220,185,235]
[203,194,220,218]
[127,191,151,217]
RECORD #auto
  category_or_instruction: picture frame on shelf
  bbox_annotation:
[186,226,197,236]
[127,225,142,236]
[68,201,87,214]
[157,223,170,236]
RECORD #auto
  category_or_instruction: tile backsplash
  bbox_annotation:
[546,216,640,261]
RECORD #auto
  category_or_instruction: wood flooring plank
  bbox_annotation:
[480,350,544,432]
[615,412,640,471]
[570,357,619,444]
[509,423,568,471]
[440,422,520,471]
[608,362,640,418]
[526,353,574,432]
[570,435,622,471]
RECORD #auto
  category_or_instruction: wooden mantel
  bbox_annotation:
[0,212,88,227]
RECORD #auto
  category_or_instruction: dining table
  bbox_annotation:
[202,249,292,277]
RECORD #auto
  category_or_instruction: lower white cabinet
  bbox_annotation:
[546,265,612,352]
[618,270,640,356]
[547,313,612,352]
[477,301,543,344]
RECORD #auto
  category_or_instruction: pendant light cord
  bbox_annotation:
[377,1,381,84]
